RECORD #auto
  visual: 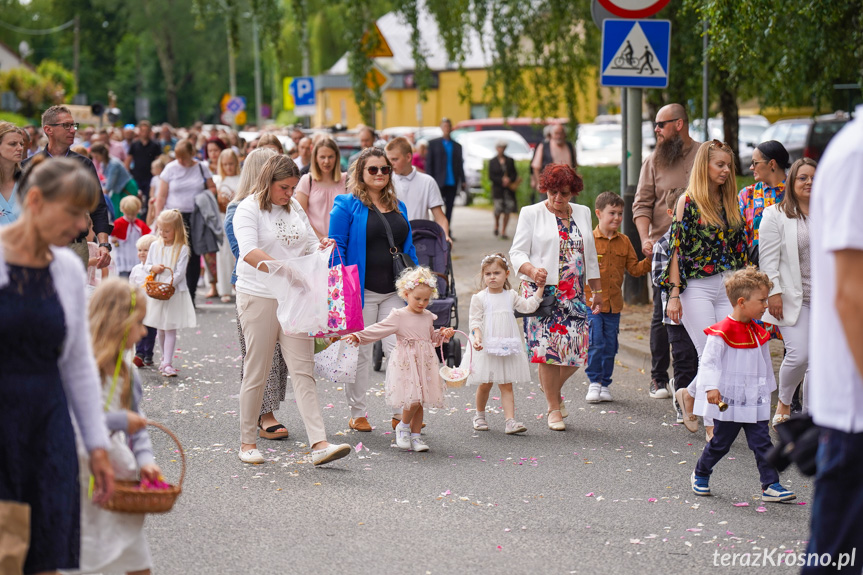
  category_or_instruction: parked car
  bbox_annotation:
[758,113,849,164]
[453,118,569,148]
[575,123,654,167]
[689,116,770,174]
[451,130,533,191]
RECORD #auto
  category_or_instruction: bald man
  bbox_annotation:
[633,103,698,401]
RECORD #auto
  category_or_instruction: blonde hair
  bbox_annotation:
[251,155,300,212]
[479,252,512,290]
[119,195,142,216]
[256,133,284,154]
[396,266,438,300]
[310,138,342,183]
[233,147,277,204]
[174,138,195,161]
[217,148,240,179]
[385,136,413,157]
[348,147,399,213]
[89,278,147,409]
[724,266,772,304]
[155,209,187,268]
[136,233,157,250]
[0,122,23,184]
[686,141,742,230]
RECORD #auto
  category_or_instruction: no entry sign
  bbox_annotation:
[597,0,669,18]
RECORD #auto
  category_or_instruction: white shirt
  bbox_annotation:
[113,218,142,273]
[160,160,212,213]
[233,196,319,298]
[128,262,149,288]
[393,167,444,221]
[810,105,863,433]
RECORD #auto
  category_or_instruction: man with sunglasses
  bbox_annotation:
[633,103,698,400]
[23,105,112,269]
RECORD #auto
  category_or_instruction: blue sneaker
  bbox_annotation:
[691,472,711,496]
[762,483,796,502]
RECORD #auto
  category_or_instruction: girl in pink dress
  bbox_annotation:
[345,266,454,452]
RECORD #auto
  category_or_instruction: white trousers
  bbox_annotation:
[778,303,810,407]
[347,290,404,419]
[682,274,732,427]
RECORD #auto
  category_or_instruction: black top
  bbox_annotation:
[426,137,465,190]
[365,209,409,294]
[128,139,163,184]
[22,148,112,238]
[488,154,518,199]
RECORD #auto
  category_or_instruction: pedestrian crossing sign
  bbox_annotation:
[601,19,671,88]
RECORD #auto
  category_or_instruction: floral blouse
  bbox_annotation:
[660,195,748,291]
[738,181,785,249]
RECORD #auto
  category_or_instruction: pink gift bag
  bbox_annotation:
[310,248,364,337]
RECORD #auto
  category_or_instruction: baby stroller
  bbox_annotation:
[373,219,461,369]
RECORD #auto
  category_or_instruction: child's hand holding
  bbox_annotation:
[139,463,162,483]
[441,327,455,341]
[342,334,360,346]
[536,275,546,289]
[151,264,166,274]
[126,411,148,434]
[471,329,483,351]
[706,389,722,405]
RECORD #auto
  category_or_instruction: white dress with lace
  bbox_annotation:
[467,289,541,385]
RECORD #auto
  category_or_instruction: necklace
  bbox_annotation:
[545,200,570,219]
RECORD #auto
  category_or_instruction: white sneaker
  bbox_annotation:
[395,422,412,450]
[599,386,613,402]
[238,448,265,464]
[312,443,351,466]
[585,383,602,403]
[410,436,430,452]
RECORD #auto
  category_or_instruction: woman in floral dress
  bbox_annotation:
[510,164,602,431]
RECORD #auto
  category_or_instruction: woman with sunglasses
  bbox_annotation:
[738,140,790,266]
[510,163,602,432]
[759,158,816,426]
[662,140,748,441]
[328,148,418,432]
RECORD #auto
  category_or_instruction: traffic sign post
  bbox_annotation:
[601,19,671,88]
[284,76,316,117]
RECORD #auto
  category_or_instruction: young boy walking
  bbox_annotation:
[584,192,651,403]
[686,267,795,502]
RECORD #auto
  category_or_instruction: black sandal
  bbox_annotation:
[258,416,289,440]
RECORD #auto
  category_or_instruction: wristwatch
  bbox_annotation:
[99,242,112,252]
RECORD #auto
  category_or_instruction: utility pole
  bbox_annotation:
[702,18,709,141]
[252,14,263,126]
[73,15,80,88]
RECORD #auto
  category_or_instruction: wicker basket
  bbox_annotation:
[439,330,472,388]
[101,421,186,514]
[145,268,175,300]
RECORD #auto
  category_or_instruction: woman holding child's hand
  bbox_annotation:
[509,164,601,432]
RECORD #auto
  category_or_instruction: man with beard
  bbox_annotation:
[633,103,698,401]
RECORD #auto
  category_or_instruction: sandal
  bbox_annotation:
[772,413,791,428]
[258,416,289,440]
[675,388,698,433]
[473,412,489,431]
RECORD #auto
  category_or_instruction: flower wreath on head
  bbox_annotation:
[481,254,508,268]
[404,276,438,298]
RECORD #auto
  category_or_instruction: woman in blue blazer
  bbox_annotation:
[329,148,418,432]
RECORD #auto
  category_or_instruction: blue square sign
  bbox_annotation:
[601,19,671,88]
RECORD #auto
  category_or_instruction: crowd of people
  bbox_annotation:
[1,100,861,574]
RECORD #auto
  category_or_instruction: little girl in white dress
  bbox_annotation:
[469,253,544,434]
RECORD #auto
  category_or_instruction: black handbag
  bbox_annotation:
[370,204,413,278]
[514,291,557,318]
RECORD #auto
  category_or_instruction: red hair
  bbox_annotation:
[539,164,583,197]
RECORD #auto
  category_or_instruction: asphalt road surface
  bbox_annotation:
[141,207,813,575]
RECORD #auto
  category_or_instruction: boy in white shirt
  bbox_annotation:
[386,137,451,243]
[130,233,158,367]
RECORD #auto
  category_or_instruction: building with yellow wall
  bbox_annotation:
[311,10,597,129]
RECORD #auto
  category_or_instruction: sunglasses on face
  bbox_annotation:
[546,189,572,197]
[366,165,392,175]
[653,118,679,129]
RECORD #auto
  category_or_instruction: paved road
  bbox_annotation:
[142,207,812,574]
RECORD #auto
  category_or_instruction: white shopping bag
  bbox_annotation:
[314,339,359,384]
[257,246,332,335]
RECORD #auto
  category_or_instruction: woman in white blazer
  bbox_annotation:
[510,164,602,431]
[759,158,816,425]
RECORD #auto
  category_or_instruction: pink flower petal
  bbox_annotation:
[733,502,749,507]
[756,506,767,513]
[586,492,594,497]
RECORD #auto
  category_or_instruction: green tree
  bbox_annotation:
[36,59,77,101]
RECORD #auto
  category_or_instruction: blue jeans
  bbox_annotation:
[586,312,620,387]
[802,427,863,574]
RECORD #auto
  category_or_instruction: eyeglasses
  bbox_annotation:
[47,122,79,131]
[546,190,573,197]
[366,165,392,176]
[653,118,680,129]
[795,175,814,184]
[750,159,769,167]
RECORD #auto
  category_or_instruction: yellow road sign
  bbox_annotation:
[362,23,393,58]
